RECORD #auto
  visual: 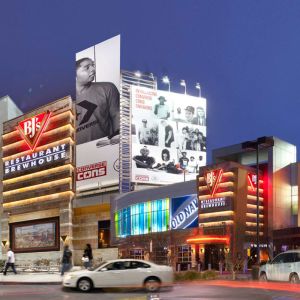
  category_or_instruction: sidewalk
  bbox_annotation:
[217,272,252,281]
[0,272,62,284]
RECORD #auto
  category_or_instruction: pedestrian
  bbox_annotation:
[83,243,93,268]
[82,254,89,269]
[61,245,72,276]
[3,248,17,275]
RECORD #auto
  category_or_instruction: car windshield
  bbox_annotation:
[89,261,107,271]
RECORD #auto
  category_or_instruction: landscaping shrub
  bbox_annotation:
[201,270,217,280]
[175,270,217,281]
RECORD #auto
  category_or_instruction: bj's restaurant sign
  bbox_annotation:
[199,197,233,213]
[4,143,69,177]
[17,111,51,151]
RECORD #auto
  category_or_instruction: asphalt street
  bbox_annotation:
[0,281,299,300]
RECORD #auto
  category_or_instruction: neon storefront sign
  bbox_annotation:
[204,168,223,196]
[17,111,51,151]
[4,143,68,175]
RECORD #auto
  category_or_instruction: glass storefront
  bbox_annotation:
[115,198,170,237]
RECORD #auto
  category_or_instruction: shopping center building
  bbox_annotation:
[111,136,300,270]
[1,90,300,269]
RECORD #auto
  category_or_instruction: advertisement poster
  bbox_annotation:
[170,194,198,230]
[76,35,120,191]
[131,86,206,184]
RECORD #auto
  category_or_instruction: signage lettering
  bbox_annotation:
[171,197,198,230]
[200,197,226,209]
[77,162,107,181]
[4,144,68,175]
[135,175,149,181]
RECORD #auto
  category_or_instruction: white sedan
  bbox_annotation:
[63,259,173,292]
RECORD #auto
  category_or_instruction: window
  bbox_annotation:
[294,253,300,262]
[177,245,192,263]
[130,261,150,269]
[282,253,295,263]
[98,220,110,248]
[129,249,144,260]
[106,261,130,270]
[272,254,285,264]
[115,198,170,237]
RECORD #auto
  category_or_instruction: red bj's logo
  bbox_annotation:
[17,111,51,151]
[204,169,223,196]
[247,173,258,191]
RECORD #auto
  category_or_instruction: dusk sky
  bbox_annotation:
[1,0,300,162]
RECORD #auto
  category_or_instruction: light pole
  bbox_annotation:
[195,83,201,97]
[162,76,170,92]
[180,80,186,94]
[242,136,274,265]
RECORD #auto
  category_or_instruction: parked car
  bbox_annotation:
[63,259,173,292]
[259,250,300,283]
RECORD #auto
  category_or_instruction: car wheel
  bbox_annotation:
[77,278,93,292]
[144,278,161,292]
[290,273,300,284]
[259,272,267,282]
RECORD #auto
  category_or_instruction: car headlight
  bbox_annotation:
[65,274,77,279]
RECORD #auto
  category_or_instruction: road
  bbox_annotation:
[0,281,299,299]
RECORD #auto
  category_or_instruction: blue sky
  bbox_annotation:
[1,0,300,162]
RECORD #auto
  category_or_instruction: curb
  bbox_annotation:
[0,281,62,285]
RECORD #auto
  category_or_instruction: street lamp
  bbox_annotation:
[134,71,142,78]
[242,136,274,264]
[195,83,201,97]
[180,80,186,94]
[162,76,170,92]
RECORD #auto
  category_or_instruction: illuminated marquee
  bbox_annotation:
[204,168,223,196]
[4,143,68,176]
[17,111,51,151]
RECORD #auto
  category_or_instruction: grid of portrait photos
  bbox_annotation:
[131,86,207,184]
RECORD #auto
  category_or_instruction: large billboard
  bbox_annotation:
[170,194,198,230]
[131,86,206,184]
[76,35,120,191]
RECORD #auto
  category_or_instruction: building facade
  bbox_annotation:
[213,137,299,257]
[0,95,23,258]
[1,97,75,264]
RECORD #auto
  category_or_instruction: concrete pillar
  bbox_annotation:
[59,200,73,251]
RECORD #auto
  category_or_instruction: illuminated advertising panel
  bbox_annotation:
[131,86,207,184]
[76,35,120,191]
[170,194,198,230]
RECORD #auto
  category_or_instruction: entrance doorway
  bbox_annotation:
[204,244,225,270]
